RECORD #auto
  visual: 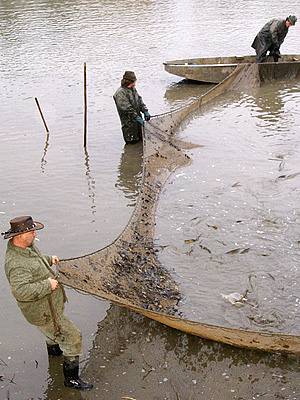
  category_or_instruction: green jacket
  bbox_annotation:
[113,86,148,143]
[5,240,66,326]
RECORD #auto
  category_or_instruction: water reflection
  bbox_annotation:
[84,148,96,222]
[251,85,285,133]
[44,357,84,400]
[164,80,214,107]
[245,82,300,137]
[115,142,143,207]
[41,132,50,173]
[83,305,300,399]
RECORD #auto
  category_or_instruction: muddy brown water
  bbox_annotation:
[0,0,300,399]
[156,81,300,334]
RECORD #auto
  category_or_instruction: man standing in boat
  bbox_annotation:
[2,216,93,391]
[252,15,297,63]
[113,71,151,144]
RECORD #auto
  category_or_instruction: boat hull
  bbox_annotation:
[164,54,300,83]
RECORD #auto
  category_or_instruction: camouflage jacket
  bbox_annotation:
[252,19,288,51]
[4,240,66,326]
[113,86,148,143]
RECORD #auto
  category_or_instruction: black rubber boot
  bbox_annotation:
[63,357,93,391]
[47,343,63,356]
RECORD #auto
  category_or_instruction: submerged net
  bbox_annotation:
[59,62,300,353]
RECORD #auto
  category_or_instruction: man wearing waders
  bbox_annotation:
[252,15,297,63]
[113,70,151,144]
[2,216,93,391]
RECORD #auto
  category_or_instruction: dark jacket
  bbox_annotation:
[113,86,148,143]
[252,19,288,62]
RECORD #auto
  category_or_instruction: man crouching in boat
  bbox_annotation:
[252,15,297,63]
[113,70,151,144]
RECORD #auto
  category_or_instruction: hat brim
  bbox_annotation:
[2,221,44,240]
[122,77,136,84]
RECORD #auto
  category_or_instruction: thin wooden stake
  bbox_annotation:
[35,97,49,133]
[83,62,87,147]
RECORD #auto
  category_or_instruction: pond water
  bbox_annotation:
[0,0,299,398]
[156,81,300,333]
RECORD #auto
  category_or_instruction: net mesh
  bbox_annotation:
[58,62,300,353]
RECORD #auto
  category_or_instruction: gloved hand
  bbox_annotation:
[272,43,280,54]
[271,47,281,62]
[144,111,151,121]
[273,47,281,56]
[136,115,144,126]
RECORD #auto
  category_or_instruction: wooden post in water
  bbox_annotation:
[35,97,49,133]
[83,62,87,147]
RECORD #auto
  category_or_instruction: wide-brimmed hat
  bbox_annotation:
[1,216,44,239]
[122,71,137,83]
[287,15,297,25]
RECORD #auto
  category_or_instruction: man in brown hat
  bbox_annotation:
[252,15,297,63]
[2,216,93,391]
[113,70,151,144]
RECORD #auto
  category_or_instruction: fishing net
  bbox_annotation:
[59,62,300,353]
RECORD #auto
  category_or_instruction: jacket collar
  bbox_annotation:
[7,239,39,258]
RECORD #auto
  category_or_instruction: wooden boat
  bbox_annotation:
[164,54,300,83]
